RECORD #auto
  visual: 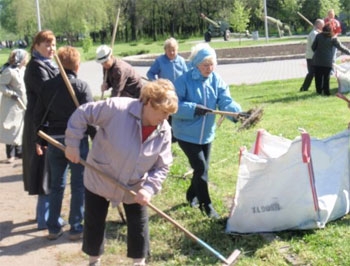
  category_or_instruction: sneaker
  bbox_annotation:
[189,197,199,208]
[59,218,68,227]
[6,157,15,164]
[69,232,83,241]
[47,229,63,240]
[201,204,220,219]
[88,261,101,266]
[88,258,101,266]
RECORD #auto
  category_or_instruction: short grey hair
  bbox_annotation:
[163,37,178,50]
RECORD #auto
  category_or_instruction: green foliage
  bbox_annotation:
[82,36,93,54]
[2,0,347,43]
[230,0,251,33]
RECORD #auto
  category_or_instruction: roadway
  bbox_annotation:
[79,58,308,97]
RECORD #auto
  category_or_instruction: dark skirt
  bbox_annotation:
[22,109,50,195]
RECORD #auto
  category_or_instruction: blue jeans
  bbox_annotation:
[46,137,88,234]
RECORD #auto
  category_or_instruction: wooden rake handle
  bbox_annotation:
[54,54,80,107]
[37,130,239,265]
[211,110,240,118]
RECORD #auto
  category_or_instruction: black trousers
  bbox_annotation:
[177,140,212,205]
[82,189,149,259]
[6,144,22,158]
[300,59,315,91]
[314,65,332,95]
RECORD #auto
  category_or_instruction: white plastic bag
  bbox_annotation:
[334,62,350,93]
[226,129,350,233]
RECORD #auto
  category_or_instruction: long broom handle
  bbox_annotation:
[101,7,121,100]
[211,110,240,118]
[297,12,313,27]
[54,54,80,108]
[37,130,233,265]
[54,53,127,223]
[16,97,27,110]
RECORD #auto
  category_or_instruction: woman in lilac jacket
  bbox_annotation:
[64,79,178,266]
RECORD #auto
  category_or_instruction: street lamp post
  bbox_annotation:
[35,0,42,31]
[264,0,269,42]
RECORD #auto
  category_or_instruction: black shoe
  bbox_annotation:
[47,229,63,240]
[200,203,220,219]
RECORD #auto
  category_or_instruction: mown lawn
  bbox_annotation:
[4,36,350,265]
[100,77,350,265]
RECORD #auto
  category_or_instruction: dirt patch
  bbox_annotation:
[0,145,88,266]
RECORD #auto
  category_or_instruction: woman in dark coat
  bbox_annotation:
[312,24,350,96]
[22,30,60,229]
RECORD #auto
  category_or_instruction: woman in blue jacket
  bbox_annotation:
[172,43,242,219]
[147,37,188,143]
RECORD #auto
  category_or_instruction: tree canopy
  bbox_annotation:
[0,0,349,44]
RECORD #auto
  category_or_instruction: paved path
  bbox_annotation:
[79,58,307,97]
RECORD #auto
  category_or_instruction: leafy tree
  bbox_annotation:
[340,0,350,31]
[0,0,17,33]
[1,0,345,45]
[230,0,251,44]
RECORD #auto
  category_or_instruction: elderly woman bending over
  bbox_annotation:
[65,79,178,266]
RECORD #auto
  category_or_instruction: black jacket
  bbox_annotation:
[33,69,96,139]
[22,57,58,194]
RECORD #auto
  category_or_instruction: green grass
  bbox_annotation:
[0,35,311,65]
[95,77,350,265]
[6,35,350,265]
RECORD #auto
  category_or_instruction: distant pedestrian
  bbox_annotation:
[299,19,324,92]
[96,45,143,98]
[0,49,28,163]
[324,9,342,71]
[147,37,188,83]
[312,24,350,96]
[146,37,188,142]
[324,9,342,37]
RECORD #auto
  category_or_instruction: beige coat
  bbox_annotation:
[0,66,27,145]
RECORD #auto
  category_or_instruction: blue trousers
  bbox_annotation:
[46,137,88,234]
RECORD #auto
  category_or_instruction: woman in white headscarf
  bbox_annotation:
[172,43,242,219]
[0,49,28,163]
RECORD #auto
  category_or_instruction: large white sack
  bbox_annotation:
[226,129,350,234]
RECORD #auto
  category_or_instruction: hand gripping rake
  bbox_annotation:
[213,106,264,131]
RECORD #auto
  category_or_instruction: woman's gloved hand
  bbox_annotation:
[194,104,212,116]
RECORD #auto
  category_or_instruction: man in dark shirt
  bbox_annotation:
[96,45,143,98]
